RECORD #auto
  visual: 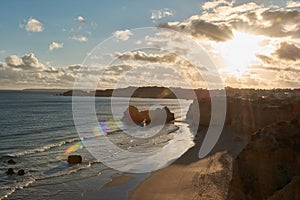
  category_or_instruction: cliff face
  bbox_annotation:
[226,118,300,200]
[186,98,300,134]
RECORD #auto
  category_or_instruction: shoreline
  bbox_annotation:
[128,126,248,200]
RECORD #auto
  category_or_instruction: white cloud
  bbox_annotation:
[24,18,44,32]
[201,0,235,10]
[286,1,300,8]
[0,53,80,89]
[151,9,173,20]
[5,55,24,67]
[113,30,133,41]
[71,35,88,42]
[49,42,64,51]
[0,50,6,54]
[77,15,87,24]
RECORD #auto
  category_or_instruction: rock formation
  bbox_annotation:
[187,98,300,134]
[226,118,300,200]
[67,155,82,164]
[122,105,175,126]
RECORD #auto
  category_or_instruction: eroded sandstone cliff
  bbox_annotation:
[226,118,300,200]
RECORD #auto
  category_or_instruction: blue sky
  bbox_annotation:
[0,0,205,66]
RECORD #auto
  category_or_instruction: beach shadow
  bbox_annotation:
[174,126,249,166]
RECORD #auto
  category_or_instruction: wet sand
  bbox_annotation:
[103,175,136,188]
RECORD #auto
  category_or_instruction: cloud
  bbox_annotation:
[0,53,81,89]
[201,0,234,10]
[49,42,64,51]
[151,9,173,20]
[158,19,233,41]
[0,50,6,54]
[68,64,82,71]
[104,64,133,76]
[275,42,300,61]
[160,2,300,41]
[23,18,44,32]
[67,15,96,44]
[5,53,45,69]
[70,35,88,42]
[117,51,177,63]
[76,16,87,24]
[113,30,133,41]
[5,55,24,67]
[286,1,300,8]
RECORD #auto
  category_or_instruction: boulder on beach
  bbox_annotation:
[17,169,25,176]
[7,159,16,165]
[67,155,82,164]
[6,168,15,175]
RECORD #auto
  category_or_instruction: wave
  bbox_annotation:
[0,159,102,200]
[0,177,36,200]
[4,138,80,158]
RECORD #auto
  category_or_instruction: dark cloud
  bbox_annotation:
[158,19,233,41]
[116,51,208,71]
[266,66,300,73]
[275,42,300,61]
[160,3,300,41]
[105,65,133,74]
[117,51,177,63]
[68,65,82,71]
[261,10,300,22]
[252,64,300,74]
[256,54,275,65]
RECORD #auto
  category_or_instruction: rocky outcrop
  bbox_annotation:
[67,155,82,164]
[226,118,300,200]
[187,98,300,134]
[123,106,175,126]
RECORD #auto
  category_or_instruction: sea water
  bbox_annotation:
[0,91,195,199]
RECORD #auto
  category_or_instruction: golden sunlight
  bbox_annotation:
[214,31,267,77]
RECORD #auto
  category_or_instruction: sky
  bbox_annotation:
[0,0,299,89]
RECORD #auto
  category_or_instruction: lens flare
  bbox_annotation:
[64,141,84,155]
[93,121,109,136]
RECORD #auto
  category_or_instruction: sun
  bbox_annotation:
[213,31,266,77]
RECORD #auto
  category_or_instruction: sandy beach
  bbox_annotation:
[98,126,248,200]
[129,126,248,200]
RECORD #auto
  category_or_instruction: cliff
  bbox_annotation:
[187,97,300,134]
[226,118,300,199]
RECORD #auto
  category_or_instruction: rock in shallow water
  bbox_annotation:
[6,168,15,175]
[17,169,25,176]
[67,155,82,164]
[7,159,16,164]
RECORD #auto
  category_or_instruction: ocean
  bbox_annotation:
[0,91,195,199]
